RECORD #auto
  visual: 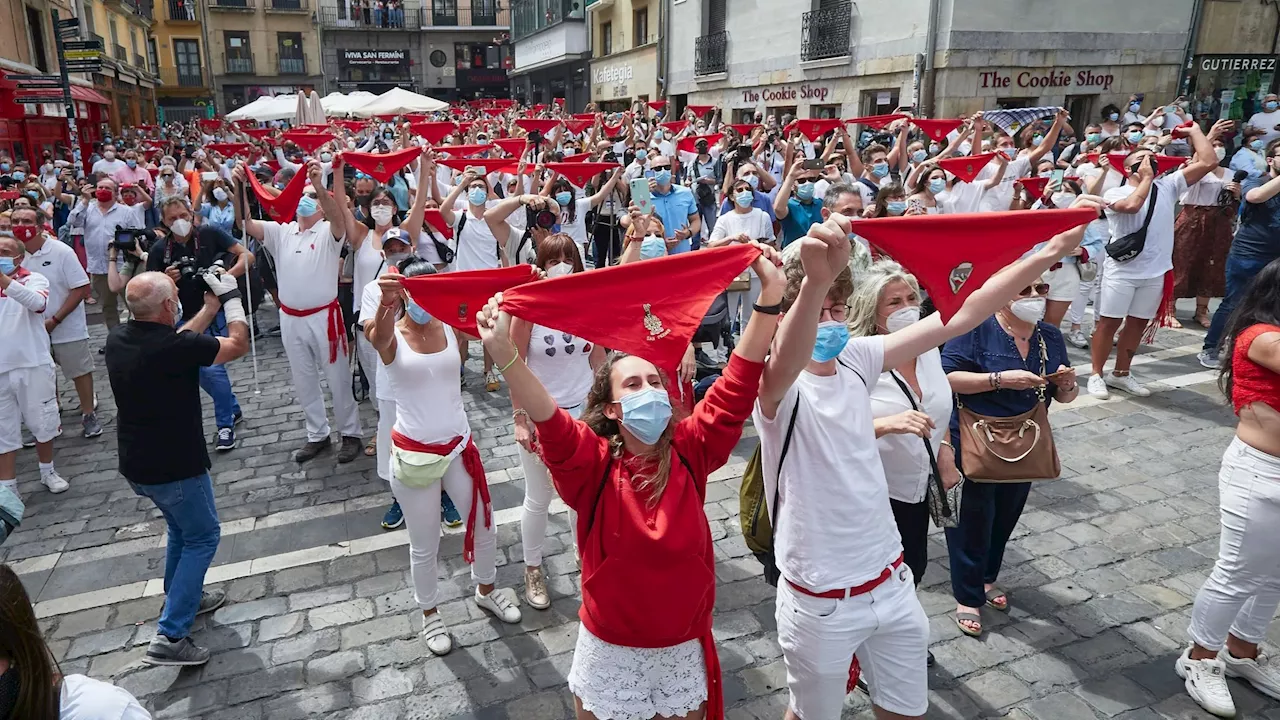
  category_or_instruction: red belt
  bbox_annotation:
[1050,262,1063,271]
[390,429,492,563]
[787,555,905,599]
[278,298,347,364]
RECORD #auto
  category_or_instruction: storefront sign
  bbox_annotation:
[341,49,407,67]
[594,64,631,85]
[1198,55,1278,72]
[740,83,830,104]
[457,68,508,87]
[513,23,588,72]
[979,69,1115,91]
[590,47,657,102]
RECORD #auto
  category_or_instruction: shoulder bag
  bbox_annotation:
[1105,183,1158,263]
[888,371,960,527]
[956,334,1061,482]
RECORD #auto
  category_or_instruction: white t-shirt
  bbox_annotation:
[754,336,902,591]
[0,269,52,374]
[26,238,90,344]
[935,181,987,214]
[260,219,343,310]
[709,207,775,244]
[1247,108,1280,145]
[386,325,469,444]
[978,155,1031,212]
[868,349,952,504]
[60,673,151,719]
[557,197,594,246]
[1103,170,1189,281]
[91,157,126,176]
[1076,163,1124,245]
[451,205,503,271]
[524,321,594,408]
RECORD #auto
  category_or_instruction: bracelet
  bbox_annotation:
[939,439,954,450]
[498,354,520,374]
[752,301,782,316]
[512,409,529,420]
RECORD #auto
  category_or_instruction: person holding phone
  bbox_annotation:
[774,157,825,248]
[638,155,700,255]
[708,177,776,331]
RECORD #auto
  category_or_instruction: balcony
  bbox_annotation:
[278,56,306,74]
[113,44,129,62]
[694,30,727,76]
[267,0,308,12]
[209,0,254,11]
[165,0,199,20]
[318,4,420,29]
[134,53,147,71]
[800,1,851,63]
[159,66,205,88]
[225,55,255,74]
[511,0,582,42]
[423,2,508,27]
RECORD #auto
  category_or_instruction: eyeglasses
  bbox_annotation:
[1019,283,1050,297]
[796,178,814,185]
[371,198,396,207]
[650,164,671,170]
[820,304,851,322]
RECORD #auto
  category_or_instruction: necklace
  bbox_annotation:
[996,312,1032,343]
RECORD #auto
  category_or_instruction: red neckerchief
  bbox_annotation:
[676,133,723,155]
[206,143,252,158]
[937,153,997,183]
[685,104,714,117]
[401,266,540,336]
[843,113,908,129]
[246,166,308,223]
[911,118,964,142]
[562,119,592,135]
[789,118,842,142]
[728,123,761,138]
[436,158,518,176]
[647,100,667,112]
[410,122,457,145]
[515,118,561,135]
[545,162,621,189]
[1016,176,1050,199]
[659,120,690,135]
[491,138,528,158]
[341,148,420,183]
[280,131,333,153]
[0,266,32,298]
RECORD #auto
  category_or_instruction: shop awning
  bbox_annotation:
[70,86,110,105]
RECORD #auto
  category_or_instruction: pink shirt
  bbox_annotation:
[112,164,154,191]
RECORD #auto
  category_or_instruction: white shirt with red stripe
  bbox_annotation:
[0,268,52,374]
[261,219,343,311]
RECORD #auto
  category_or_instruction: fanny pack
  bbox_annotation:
[391,435,466,488]
[1106,183,1158,263]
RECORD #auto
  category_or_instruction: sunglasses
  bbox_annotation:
[1019,283,1050,297]
[650,164,671,170]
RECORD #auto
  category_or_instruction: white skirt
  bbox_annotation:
[567,624,707,720]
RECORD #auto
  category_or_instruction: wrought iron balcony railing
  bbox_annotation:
[694,30,727,76]
[800,1,851,62]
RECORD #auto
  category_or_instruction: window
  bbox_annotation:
[83,3,95,35]
[278,31,304,74]
[995,97,1034,110]
[634,7,648,47]
[601,21,612,55]
[455,42,504,69]
[131,29,139,56]
[174,39,202,86]
[810,104,840,119]
[225,31,252,73]
[108,18,119,51]
[860,88,899,116]
[148,38,159,74]
[430,49,447,67]
[26,7,49,72]
[706,0,725,34]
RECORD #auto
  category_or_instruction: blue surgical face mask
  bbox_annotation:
[11,172,24,182]
[639,235,666,259]
[745,174,759,189]
[812,320,849,363]
[654,169,672,185]
[405,299,431,324]
[1268,101,1279,112]
[1086,133,1101,144]
[928,178,946,194]
[0,163,8,172]
[1032,135,1044,145]
[928,143,940,154]
[467,187,488,205]
[871,162,889,178]
[296,195,318,217]
[1108,112,1120,122]
[555,191,572,206]
[734,190,754,207]
[886,200,908,216]
[635,149,648,161]
[616,386,672,445]
[0,256,14,274]
[796,182,814,201]
[126,160,137,169]
[1002,147,1018,159]
[1252,139,1265,151]
[1127,131,1144,144]
[910,150,926,163]
[1129,103,1141,112]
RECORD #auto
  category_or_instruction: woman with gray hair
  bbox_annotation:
[851,260,960,666]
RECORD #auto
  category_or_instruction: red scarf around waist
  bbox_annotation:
[390,429,492,563]
[278,298,347,364]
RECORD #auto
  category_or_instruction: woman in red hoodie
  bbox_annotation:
[475,238,804,720]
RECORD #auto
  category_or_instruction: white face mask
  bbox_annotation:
[884,304,921,333]
[546,261,573,278]
[1010,297,1046,323]
[212,188,228,202]
[1051,192,1076,208]
[371,206,395,226]
[1214,147,1226,162]
[170,218,192,237]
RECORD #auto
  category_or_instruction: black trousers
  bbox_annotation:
[891,498,931,586]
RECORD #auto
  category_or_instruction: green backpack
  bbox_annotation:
[739,395,800,587]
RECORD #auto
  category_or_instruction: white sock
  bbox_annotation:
[0,479,16,492]
[39,462,55,477]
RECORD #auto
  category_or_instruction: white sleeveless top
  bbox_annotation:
[386,325,469,444]
[1179,169,1225,207]
[524,321,594,409]
[353,229,387,300]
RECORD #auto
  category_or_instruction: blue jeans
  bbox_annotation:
[130,473,221,640]
[1204,251,1278,352]
[944,480,1031,608]
[696,202,717,251]
[198,309,241,429]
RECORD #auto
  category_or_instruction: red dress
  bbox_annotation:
[534,354,764,720]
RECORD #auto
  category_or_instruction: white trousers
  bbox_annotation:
[1066,265,1102,327]
[518,403,580,567]
[1188,437,1280,650]
[280,312,361,442]
[376,398,396,482]
[356,332,380,401]
[391,456,497,610]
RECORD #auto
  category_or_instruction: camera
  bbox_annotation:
[603,150,618,163]
[112,226,151,252]
[532,209,557,230]
[173,256,225,291]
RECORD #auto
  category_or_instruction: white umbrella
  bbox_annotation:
[225,95,279,121]
[294,93,309,126]
[320,91,348,115]
[228,94,301,123]
[327,91,377,117]
[307,91,325,125]
[351,87,448,118]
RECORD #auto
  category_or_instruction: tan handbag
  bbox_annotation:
[956,335,1060,482]
[729,270,751,292]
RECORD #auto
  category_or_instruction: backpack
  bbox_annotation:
[739,358,865,586]
[454,211,500,265]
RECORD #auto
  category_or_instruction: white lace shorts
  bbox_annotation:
[567,624,707,720]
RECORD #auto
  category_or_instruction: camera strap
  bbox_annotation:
[162,231,200,266]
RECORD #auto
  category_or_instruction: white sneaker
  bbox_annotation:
[1175,647,1237,718]
[1086,374,1110,399]
[1066,329,1090,349]
[420,612,452,656]
[41,471,69,494]
[1105,371,1151,397]
[1221,649,1280,701]
[475,587,522,624]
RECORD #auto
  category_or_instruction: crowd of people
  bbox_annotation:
[0,92,1277,720]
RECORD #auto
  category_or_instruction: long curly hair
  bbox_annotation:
[579,352,687,505]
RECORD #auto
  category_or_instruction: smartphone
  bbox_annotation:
[801,159,824,171]
[907,197,925,215]
[630,177,653,215]
[1050,169,1064,186]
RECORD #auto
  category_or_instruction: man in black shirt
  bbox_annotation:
[147,196,253,451]
[105,269,249,667]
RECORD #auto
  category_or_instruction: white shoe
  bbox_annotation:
[475,586,522,624]
[1066,329,1090,349]
[1104,371,1151,397]
[1086,374,1110,399]
[1175,647,1236,718]
[1221,649,1280,701]
[41,471,69,494]
[420,612,452,656]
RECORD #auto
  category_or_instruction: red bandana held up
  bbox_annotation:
[546,162,620,188]
[850,208,1096,319]
[843,113,908,129]
[423,209,453,240]
[936,153,997,183]
[481,107,505,117]
[436,158,519,175]
[411,122,457,144]
[457,121,474,136]
[342,148,421,183]
[659,120,690,135]
[375,114,399,122]
[1103,152,1129,172]
[562,119,593,135]
[728,123,761,138]
[431,144,496,158]
[530,104,547,114]
[601,117,627,137]
[281,131,334,153]
[206,143,252,158]
[647,100,668,112]
[1171,120,1196,139]
[1016,176,1050,199]
[336,120,368,133]
[501,245,760,371]
[246,167,309,224]
[242,128,273,140]
[402,266,541,336]
[676,133,723,155]
[572,113,598,121]
[491,138,529,158]
[199,119,222,132]
[300,124,330,132]
[1155,155,1189,174]
[911,118,965,142]
[789,118,842,141]
[516,118,561,135]
[685,105,715,117]
[559,153,593,164]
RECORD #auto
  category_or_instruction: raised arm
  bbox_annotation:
[587,168,623,205]
[232,166,266,242]
[309,161,345,240]
[982,151,1009,190]
[402,150,431,238]
[330,155,365,247]
[1180,120,1221,186]
[1025,109,1068,167]
[437,172,470,227]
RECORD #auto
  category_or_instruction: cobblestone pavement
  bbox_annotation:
[4,299,1276,720]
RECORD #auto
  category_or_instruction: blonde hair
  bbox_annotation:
[846,259,921,338]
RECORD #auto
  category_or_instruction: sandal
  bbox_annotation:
[985,587,1009,611]
[955,610,982,637]
[1195,310,1212,328]
[1166,316,1184,329]
[364,436,376,457]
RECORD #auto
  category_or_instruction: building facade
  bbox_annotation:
[1182,0,1280,125]
[586,0,659,112]
[153,0,216,122]
[316,0,512,101]
[204,0,324,112]
[666,0,1196,129]
[508,0,590,109]
[85,0,161,130]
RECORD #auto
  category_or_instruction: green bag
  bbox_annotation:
[738,395,800,587]
[391,446,453,489]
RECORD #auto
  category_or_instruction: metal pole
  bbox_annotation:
[920,0,940,117]
[51,10,83,172]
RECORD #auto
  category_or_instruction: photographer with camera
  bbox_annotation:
[146,196,254,451]
[685,136,722,243]
[68,177,147,333]
[105,269,250,667]
[107,228,150,296]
